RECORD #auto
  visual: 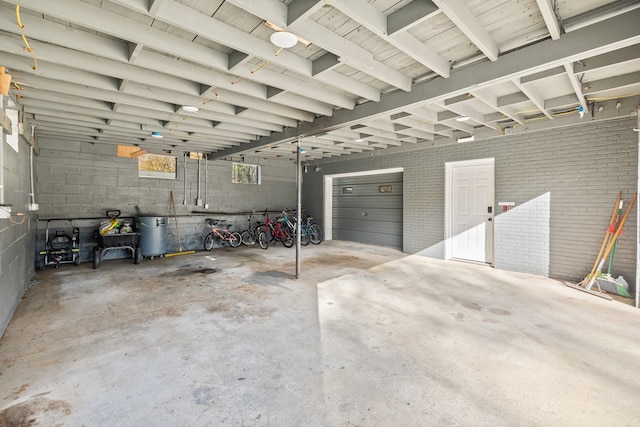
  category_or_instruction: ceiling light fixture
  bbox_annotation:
[456,115,471,122]
[182,105,199,113]
[151,131,163,139]
[270,31,298,48]
[265,21,310,45]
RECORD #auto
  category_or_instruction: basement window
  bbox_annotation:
[232,162,261,185]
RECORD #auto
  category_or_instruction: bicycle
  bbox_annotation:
[256,208,293,248]
[303,214,323,245]
[281,209,311,246]
[203,219,242,250]
[239,211,267,249]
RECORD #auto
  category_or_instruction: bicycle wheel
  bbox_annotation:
[300,226,311,246]
[258,231,268,249]
[310,224,323,244]
[282,229,294,248]
[204,233,215,251]
[241,229,255,246]
[229,231,243,248]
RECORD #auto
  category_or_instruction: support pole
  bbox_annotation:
[296,137,302,279]
[636,111,640,308]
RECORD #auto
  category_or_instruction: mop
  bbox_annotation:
[165,190,195,257]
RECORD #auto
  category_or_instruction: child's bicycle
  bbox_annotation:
[203,219,242,251]
[239,210,268,249]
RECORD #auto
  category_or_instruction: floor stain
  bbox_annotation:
[192,388,215,406]
[8,384,29,400]
[244,270,291,287]
[461,302,483,311]
[489,308,512,316]
[164,266,218,277]
[0,397,71,426]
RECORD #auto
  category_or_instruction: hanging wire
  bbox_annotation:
[251,60,269,74]
[15,5,38,70]
[21,34,33,52]
[15,5,24,28]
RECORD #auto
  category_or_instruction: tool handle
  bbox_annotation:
[598,193,636,273]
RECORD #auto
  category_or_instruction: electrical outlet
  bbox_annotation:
[29,203,39,211]
[196,198,203,206]
[204,203,209,210]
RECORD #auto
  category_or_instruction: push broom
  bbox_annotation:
[594,198,632,297]
[584,192,636,292]
[165,190,195,257]
[579,191,621,286]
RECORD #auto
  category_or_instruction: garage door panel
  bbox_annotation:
[332,195,403,209]
[332,207,403,222]
[333,229,402,248]
[333,183,403,197]
[333,218,402,235]
[332,172,403,249]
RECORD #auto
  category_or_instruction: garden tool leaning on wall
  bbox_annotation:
[582,192,636,296]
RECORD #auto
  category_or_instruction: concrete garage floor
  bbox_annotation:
[1,241,639,426]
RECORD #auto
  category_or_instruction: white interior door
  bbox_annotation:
[447,159,494,264]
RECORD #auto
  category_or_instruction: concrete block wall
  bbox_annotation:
[34,139,296,262]
[303,117,638,289]
[0,105,36,336]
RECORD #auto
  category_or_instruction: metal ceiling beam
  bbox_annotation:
[6,0,356,111]
[583,72,640,96]
[211,7,640,159]
[497,93,531,108]
[225,0,412,92]
[286,0,325,25]
[0,4,318,120]
[535,0,561,40]
[431,0,499,61]
[137,0,356,110]
[563,0,640,33]
[471,89,524,125]
[544,94,579,110]
[2,0,228,68]
[328,0,450,77]
[512,79,554,120]
[387,1,441,35]
[8,57,297,134]
[574,45,640,74]
[563,62,589,111]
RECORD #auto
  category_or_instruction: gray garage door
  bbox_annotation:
[332,172,403,248]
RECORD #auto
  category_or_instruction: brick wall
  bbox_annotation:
[303,117,638,288]
[34,139,296,262]
[0,101,36,336]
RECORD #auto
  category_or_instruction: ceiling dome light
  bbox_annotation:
[456,115,471,122]
[182,105,199,113]
[151,131,163,139]
[270,31,298,48]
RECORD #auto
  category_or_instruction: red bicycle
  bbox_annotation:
[256,208,294,249]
